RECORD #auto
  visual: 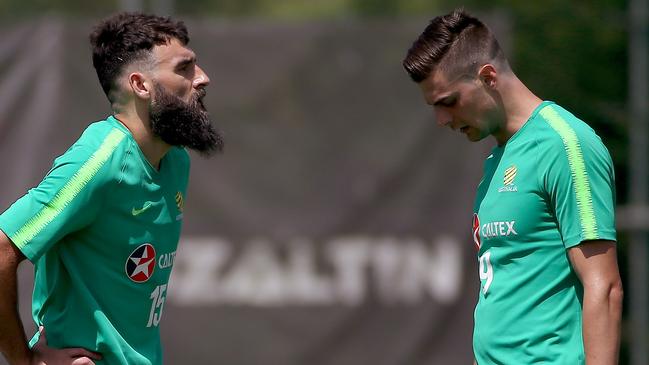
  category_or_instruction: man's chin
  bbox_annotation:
[464,131,487,142]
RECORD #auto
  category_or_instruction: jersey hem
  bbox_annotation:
[0,225,38,262]
[563,231,617,248]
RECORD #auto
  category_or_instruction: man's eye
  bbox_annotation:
[442,99,456,107]
[178,62,194,72]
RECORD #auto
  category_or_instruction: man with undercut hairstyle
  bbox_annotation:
[403,9,622,365]
[0,12,222,365]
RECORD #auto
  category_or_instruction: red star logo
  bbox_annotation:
[472,213,481,250]
[125,244,156,283]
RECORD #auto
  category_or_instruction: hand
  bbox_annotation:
[30,327,102,365]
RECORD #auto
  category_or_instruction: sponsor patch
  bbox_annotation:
[125,243,156,283]
[472,213,481,249]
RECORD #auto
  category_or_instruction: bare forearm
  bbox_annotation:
[582,282,623,364]
[0,238,31,365]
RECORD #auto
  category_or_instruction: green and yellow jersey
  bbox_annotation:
[472,101,616,364]
[0,116,189,365]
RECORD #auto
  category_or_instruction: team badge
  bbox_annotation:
[472,213,481,249]
[175,192,184,212]
[498,165,519,193]
[504,165,517,185]
[125,243,156,283]
[175,192,184,221]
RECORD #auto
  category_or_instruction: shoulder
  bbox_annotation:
[53,118,132,183]
[67,119,130,157]
[530,104,614,186]
[531,103,610,157]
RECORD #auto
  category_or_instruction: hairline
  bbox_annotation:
[109,36,190,103]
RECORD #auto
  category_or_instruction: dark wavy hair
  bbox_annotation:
[402,9,509,83]
[89,12,189,102]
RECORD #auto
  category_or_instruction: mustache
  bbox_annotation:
[194,88,207,102]
[193,88,207,110]
[149,83,223,155]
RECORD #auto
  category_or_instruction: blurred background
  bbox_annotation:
[0,0,646,364]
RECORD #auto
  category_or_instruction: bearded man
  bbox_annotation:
[0,12,222,365]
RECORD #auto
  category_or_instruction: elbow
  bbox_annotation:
[584,277,624,311]
[609,279,624,309]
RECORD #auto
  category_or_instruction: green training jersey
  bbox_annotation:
[472,101,616,364]
[0,116,190,365]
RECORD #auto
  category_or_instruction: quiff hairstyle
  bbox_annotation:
[403,9,510,83]
[89,12,189,102]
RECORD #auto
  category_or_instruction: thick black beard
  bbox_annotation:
[149,84,224,156]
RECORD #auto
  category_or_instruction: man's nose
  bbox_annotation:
[193,65,210,88]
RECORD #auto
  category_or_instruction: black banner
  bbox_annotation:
[0,18,500,365]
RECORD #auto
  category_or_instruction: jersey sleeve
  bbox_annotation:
[539,110,616,249]
[0,128,126,261]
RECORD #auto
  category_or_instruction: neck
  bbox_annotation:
[114,108,170,170]
[492,75,543,146]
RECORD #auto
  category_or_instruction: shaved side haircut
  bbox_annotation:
[89,12,189,102]
[402,9,510,83]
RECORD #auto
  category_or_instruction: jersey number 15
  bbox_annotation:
[147,284,168,327]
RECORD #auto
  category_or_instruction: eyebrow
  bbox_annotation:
[175,55,196,69]
[432,93,457,106]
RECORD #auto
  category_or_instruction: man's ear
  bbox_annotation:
[477,64,498,89]
[128,72,151,100]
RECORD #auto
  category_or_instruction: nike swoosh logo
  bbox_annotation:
[132,202,154,216]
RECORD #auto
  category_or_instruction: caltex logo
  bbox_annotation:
[472,213,481,249]
[125,243,156,283]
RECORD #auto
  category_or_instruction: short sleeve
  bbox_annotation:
[540,109,616,249]
[0,128,126,261]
